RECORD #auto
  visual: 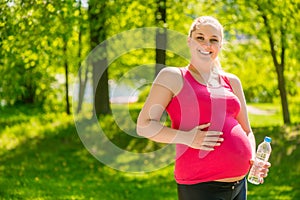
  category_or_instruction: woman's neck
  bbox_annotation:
[188,63,212,76]
[188,63,221,87]
[190,56,214,71]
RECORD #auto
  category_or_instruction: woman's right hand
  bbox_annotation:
[186,123,224,151]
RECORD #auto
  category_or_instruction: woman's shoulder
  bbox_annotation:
[157,66,182,76]
[221,72,243,94]
[222,72,241,85]
[154,66,184,96]
[155,66,183,81]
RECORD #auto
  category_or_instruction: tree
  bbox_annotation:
[76,0,89,114]
[255,0,295,124]
[0,0,82,111]
[56,1,76,115]
[0,1,55,105]
[88,0,111,116]
[155,0,167,76]
[240,0,298,124]
[199,0,299,124]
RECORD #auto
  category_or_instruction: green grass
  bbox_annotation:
[248,102,300,127]
[0,104,299,199]
[0,105,176,200]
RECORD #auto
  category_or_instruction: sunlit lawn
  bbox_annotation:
[0,103,299,199]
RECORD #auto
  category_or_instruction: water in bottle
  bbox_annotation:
[248,136,272,185]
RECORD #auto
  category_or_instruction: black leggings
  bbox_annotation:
[177,178,247,200]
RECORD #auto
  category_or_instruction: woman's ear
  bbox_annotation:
[187,37,191,47]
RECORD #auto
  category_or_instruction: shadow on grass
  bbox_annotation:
[0,105,44,123]
[1,105,299,199]
[0,119,177,200]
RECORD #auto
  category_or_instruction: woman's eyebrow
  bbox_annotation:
[195,32,219,38]
[211,35,219,38]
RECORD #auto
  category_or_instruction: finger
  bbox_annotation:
[261,168,269,173]
[199,145,215,151]
[203,136,224,142]
[260,168,269,177]
[263,173,268,178]
[264,162,271,168]
[192,145,214,151]
[197,123,211,130]
[249,159,254,165]
[202,141,222,147]
[205,131,223,136]
[260,177,264,184]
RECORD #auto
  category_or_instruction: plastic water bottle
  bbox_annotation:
[248,136,272,185]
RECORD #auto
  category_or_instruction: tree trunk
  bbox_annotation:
[77,66,89,114]
[88,0,111,116]
[259,7,291,124]
[93,57,110,115]
[155,0,167,76]
[155,29,167,76]
[64,40,70,115]
[275,63,290,124]
[76,0,88,114]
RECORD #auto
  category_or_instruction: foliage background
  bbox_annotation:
[1,0,299,111]
[0,0,300,199]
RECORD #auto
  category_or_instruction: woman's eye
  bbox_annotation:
[196,36,205,41]
[210,39,219,43]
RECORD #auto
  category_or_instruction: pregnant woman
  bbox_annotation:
[136,16,270,200]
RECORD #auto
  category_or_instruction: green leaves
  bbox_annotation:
[0,0,86,107]
[0,0,299,122]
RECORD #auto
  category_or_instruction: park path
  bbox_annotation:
[247,105,276,115]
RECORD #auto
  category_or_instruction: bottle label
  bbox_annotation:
[256,152,268,161]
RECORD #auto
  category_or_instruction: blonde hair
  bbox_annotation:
[188,16,224,41]
[188,16,224,70]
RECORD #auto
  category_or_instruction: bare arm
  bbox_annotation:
[229,74,272,183]
[228,74,256,156]
[136,67,223,150]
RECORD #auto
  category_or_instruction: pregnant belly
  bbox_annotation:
[175,118,252,183]
[207,119,253,176]
[219,119,252,159]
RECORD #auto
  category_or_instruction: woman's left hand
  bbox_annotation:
[250,159,271,184]
[259,161,271,183]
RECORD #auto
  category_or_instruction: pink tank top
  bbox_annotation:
[166,67,252,184]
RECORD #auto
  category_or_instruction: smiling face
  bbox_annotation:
[188,24,222,61]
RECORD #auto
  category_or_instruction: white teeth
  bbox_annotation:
[199,50,211,55]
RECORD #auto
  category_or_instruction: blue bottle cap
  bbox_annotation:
[264,136,272,143]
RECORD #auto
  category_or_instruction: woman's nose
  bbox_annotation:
[201,41,211,47]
